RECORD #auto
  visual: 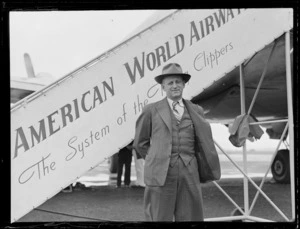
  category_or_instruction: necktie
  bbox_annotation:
[172,101,182,122]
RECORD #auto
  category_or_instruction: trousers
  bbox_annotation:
[144,156,204,221]
[117,152,132,186]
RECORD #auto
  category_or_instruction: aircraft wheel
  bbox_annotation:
[109,153,118,173]
[271,149,290,184]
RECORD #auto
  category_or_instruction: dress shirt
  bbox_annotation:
[167,98,184,120]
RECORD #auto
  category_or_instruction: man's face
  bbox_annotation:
[161,75,185,101]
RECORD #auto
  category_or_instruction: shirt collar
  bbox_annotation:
[167,97,184,108]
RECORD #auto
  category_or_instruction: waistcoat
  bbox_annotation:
[170,105,196,167]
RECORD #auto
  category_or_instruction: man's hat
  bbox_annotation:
[154,63,191,84]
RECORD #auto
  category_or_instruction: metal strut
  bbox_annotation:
[207,33,294,222]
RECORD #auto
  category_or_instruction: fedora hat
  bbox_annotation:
[155,63,191,84]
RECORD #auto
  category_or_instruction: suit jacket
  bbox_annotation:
[133,97,219,186]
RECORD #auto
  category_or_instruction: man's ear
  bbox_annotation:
[161,84,165,91]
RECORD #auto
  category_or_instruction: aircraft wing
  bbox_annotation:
[191,31,293,139]
[10,79,46,103]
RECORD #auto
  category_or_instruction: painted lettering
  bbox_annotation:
[14,127,29,158]
[29,119,47,147]
[13,77,115,159]
[124,53,145,85]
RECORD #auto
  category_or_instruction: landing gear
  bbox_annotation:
[271,149,290,184]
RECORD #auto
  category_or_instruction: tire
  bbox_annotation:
[271,149,290,184]
[109,153,118,173]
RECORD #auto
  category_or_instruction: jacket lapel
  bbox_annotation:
[156,98,172,133]
[183,99,203,137]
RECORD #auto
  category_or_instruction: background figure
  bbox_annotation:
[117,143,133,188]
[132,148,145,188]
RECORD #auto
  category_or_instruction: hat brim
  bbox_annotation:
[154,73,191,84]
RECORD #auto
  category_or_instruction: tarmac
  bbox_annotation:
[16,176,293,224]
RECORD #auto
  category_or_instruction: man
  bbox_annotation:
[116,143,132,188]
[133,63,220,221]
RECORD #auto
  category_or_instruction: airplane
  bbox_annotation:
[10,9,294,223]
[107,10,294,184]
[10,53,55,104]
[11,11,293,184]
[191,31,293,184]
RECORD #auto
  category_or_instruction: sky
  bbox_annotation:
[9,10,156,80]
[9,10,280,152]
